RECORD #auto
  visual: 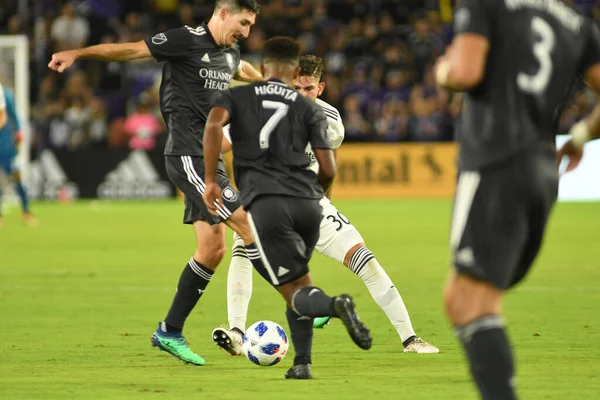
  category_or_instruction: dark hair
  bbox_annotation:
[216,0,260,14]
[262,36,301,65]
[299,55,324,81]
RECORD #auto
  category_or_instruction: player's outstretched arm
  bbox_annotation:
[203,106,231,215]
[48,41,151,73]
[234,60,263,83]
[314,148,336,194]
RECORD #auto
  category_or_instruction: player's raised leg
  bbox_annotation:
[246,197,372,380]
[313,200,439,353]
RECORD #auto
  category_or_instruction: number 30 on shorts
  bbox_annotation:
[326,212,350,231]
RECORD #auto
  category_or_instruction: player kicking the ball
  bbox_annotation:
[203,37,372,379]
[213,55,439,355]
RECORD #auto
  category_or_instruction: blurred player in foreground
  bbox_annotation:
[435,0,600,398]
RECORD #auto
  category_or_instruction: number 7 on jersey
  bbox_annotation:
[259,100,289,149]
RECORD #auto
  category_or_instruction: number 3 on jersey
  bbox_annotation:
[259,100,289,149]
[517,17,555,94]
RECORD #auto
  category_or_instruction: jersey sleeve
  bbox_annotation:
[452,0,492,40]
[580,21,600,74]
[306,104,331,150]
[209,89,234,115]
[144,27,194,62]
[327,115,345,149]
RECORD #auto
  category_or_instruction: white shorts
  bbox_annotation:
[314,197,364,264]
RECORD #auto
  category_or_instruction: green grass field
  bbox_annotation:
[1,200,599,399]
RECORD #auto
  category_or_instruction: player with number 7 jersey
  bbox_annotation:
[204,38,373,379]
[214,55,439,355]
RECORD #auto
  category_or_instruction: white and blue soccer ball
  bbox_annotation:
[243,320,289,366]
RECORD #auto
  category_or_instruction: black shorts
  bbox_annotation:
[247,196,322,286]
[451,154,558,290]
[165,155,241,225]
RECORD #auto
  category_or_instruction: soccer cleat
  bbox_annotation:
[212,326,244,356]
[333,294,372,350]
[403,337,440,354]
[285,364,313,380]
[313,316,331,329]
[151,323,206,365]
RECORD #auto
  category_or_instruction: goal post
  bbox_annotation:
[0,34,31,199]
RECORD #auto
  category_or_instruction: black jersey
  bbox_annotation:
[454,0,600,170]
[144,23,241,156]
[210,79,332,207]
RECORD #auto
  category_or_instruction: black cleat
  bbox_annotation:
[285,364,313,380]
[334,294,372,350]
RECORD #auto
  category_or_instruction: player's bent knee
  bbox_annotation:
[278,275,313,307]
[192,221,227,269]
[343,242,366,267]
[194,244,226,269]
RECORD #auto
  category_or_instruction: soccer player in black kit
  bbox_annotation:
[434,0,600,398]
[202,36,372,380]
[48,0,269,366]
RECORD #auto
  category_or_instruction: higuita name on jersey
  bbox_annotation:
[254,83,299,101]
[200,68,234,90]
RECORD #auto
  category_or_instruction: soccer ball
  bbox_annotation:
[243,320,289,366]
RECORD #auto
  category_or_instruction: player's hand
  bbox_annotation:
[48,51,77,73]
[203,182,223,216]
[556,139,583,174]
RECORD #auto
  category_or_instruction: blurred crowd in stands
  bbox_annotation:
[0,0,598,152]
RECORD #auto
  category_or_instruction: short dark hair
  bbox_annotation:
[216,0,260,14]
[299,55,324,81]
[262,36,301,65]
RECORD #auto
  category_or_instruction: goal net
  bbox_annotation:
[0,35,30,208]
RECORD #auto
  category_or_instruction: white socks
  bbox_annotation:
[227,234,253,331]
[349,247,417,342]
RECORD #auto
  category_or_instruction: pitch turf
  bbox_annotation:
[1,200,599,399]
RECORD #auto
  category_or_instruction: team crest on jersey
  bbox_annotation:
[151,33,168,45]
[225,53,235,70]
[222,187,237,202]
